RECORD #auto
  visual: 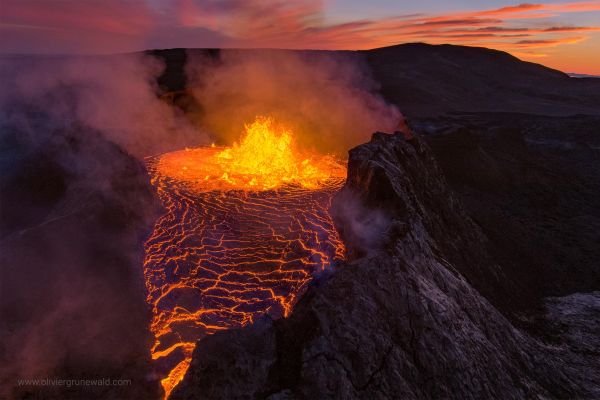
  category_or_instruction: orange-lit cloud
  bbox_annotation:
[1,0,599,73]
[0,0,152,35]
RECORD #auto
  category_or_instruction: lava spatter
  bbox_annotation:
[143,116,346,398]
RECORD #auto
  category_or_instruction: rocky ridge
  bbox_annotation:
[171,133,600,399]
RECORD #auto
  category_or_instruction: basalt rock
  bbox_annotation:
[171,133,600,400]
[418,113,600,304]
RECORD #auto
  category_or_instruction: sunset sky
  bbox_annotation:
[1,0,599,74]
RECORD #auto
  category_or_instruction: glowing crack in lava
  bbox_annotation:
[143,117,346,398]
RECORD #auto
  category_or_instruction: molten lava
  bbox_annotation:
[157,116,346,192]
[143,116,346,398]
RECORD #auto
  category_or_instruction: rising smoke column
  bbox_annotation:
[0,53,202,399]
[186,49,401,155]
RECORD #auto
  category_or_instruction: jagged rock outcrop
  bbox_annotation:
[332,131,530,314]
[171,133,600,400]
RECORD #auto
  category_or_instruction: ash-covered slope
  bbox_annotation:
[417,113,600,302]
[171,133,600,399]
[364,43,600,117]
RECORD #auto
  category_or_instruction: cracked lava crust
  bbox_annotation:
[142,117,347,397]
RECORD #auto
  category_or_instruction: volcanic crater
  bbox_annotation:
[143,116,347,397]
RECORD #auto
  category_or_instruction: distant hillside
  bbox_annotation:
[568,73,600,79]
[149,43,600,118]
[363,43,600,117]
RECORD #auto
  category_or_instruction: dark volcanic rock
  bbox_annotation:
[545,292,600,358]
[419,113,600,302]
[364,43,600,117]
[171,133,600,400]
[331,132,524,313]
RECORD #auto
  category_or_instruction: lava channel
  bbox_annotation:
[143,117,346,398]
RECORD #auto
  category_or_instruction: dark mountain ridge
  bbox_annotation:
[366,43,600,117]
[149,43,600,117]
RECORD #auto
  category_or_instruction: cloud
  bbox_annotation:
[0,52,196,398]
[1,0,599,70]
[482,3,545,14]
[0,53,206,157]
[0,0,152,34]
[513,36,587,47]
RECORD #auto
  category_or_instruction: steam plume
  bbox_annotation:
[186,49,401,156]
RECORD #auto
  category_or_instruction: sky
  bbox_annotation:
[1,0,599,74]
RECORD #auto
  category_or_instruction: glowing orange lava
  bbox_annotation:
[143,116,346,398]
[157,116,346,192]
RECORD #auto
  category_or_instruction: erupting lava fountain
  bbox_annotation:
[143,116,347,398]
